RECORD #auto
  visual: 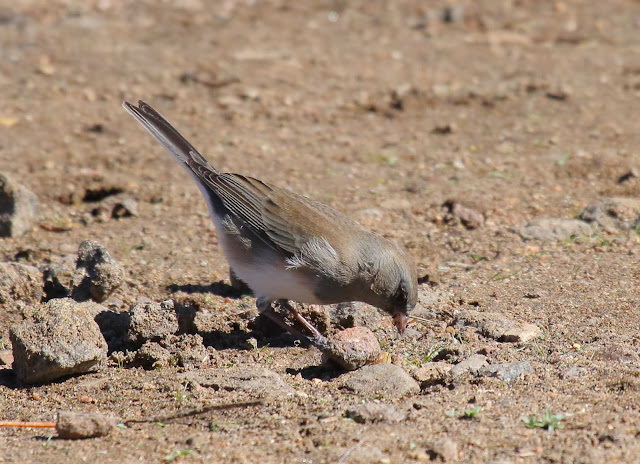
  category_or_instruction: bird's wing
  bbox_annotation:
[124,101,284,253]
[123,100,360,260]
[260,187,363,257]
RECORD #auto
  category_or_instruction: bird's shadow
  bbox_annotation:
[175,303,306,350]
[166,280,242,299]
[165,280,313,349]
[286,365,343,382]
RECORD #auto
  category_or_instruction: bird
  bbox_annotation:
[123,100,417,343]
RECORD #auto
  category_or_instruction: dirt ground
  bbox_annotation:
[1,0,640,462]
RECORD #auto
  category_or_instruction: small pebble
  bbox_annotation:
[320,327,381,371]
[56,411,117,439]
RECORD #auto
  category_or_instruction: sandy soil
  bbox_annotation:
[1,0,640,462]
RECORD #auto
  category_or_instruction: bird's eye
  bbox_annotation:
[394,283,407,305]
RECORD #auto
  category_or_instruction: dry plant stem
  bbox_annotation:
[0,421,56,428]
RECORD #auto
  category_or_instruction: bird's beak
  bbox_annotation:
[392,313,408,334]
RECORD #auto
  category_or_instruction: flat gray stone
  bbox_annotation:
[56,411,117,439]
[581,197,640,232]
[183,366,293,397]
[478,361,532,381]
[71,240,125,302]
[519,218,592,241]
[9,298,108,383]
[0,262,43,305]
[450,354,488,377]
[345,402,407,423]
[453,310,541,343]
[340,363,420,397]
[501,323,541,343]
[0,173,39,237]
[110,196,139,218]
[412,363,452,387]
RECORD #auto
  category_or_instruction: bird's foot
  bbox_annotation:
[277,300,326,341]
[256,298,329,348]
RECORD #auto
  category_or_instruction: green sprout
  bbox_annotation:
[522,409,563,431]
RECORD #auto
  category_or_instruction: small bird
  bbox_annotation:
[123,101,417,342]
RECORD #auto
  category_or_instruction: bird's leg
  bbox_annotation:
[277,300,326,341]
[256,297,312,344]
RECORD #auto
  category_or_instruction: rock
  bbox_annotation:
[340,363,420,397]
[133,334,210,369]
[345,402,407,423]
[501,323,541,343]
[90,195,139,222]
[478,361,532,381]
[42,254,76,299]
[428,438,459,462]
[432,124,455,135]
[56,411,117,439]
[444,200,484,229]
[183,366,294,397]
[450,354,488,377]
[126,300,178,346]
[321,327,381,371]
[9,298,108,383]
[134,341,172,368]
[412,363,452,387]
[453,311,510,340]
[453,310,541,343]
[0,174,39,237]
[71,240,125,302]
[168,334,211,368]
[327,302,382,330]
[561,365,584,380]
[617,168,639,184]
[110,197,138,218]
[581,197,640,233]
[244,337,259,350]
[0,262,43,305]
[519,218,592,241]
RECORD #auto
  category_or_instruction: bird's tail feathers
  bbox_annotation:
[122,100,217,173]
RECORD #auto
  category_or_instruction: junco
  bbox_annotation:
[123,101,417,342]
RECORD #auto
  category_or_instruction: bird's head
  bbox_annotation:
[387,267,417,334]
[364,238,418,334]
